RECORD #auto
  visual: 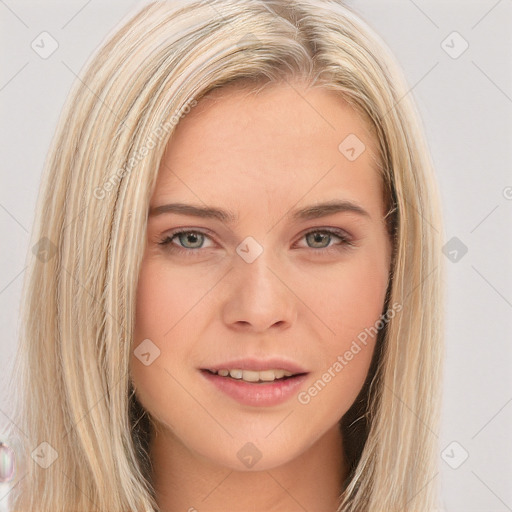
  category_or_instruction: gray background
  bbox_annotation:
[1,1,511,510]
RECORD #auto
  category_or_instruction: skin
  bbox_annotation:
[131,81,392,512]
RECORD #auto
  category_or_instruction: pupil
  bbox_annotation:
[309,232,328,248]
[181,232,202,248]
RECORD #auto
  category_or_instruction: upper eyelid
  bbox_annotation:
[160,226,352,247]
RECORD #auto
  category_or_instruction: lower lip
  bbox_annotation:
[200,370,309,407]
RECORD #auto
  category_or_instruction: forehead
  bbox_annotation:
[152,82,384,219]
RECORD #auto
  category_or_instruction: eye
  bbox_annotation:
[158,230,213,255]
[296,228,354,254]
[158,227,353,257]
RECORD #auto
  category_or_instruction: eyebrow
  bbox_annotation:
[149,199,371,223]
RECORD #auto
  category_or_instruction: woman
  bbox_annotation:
[6,0,444,510]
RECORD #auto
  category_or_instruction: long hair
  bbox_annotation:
[6,1,444,510]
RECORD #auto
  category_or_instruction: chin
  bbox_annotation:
[193,433,310,473]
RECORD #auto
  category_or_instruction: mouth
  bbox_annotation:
[199,366,310,407]
[201,368,308,384]
[199,358,310,406]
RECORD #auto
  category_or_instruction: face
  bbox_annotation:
[131,81,392,472]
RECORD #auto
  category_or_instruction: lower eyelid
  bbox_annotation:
[159,229,353,253]
[158,230,214,249]
[295,232,353,250]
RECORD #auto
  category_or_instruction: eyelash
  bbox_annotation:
[157,228,353,257]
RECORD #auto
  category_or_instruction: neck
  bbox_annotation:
[150,423,348,512]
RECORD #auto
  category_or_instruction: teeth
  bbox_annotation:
[229,369,243,379]
[209,368,295,382]
[260,369,284,381]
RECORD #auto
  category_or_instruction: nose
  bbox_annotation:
[221,248,297,333]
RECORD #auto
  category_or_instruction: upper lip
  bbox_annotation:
[201,357,308,375]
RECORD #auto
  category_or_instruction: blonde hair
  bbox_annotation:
[6,0,444,510]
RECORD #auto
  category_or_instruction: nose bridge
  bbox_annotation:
[239,247,277,293]
[236,238,283,301]
[222,237,296,330]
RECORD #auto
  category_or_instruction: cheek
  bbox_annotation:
[295,272,388,414]
[134,257,191,341]
[297,247,389,344]
[131,258,188,393]
[295,244,389,392]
